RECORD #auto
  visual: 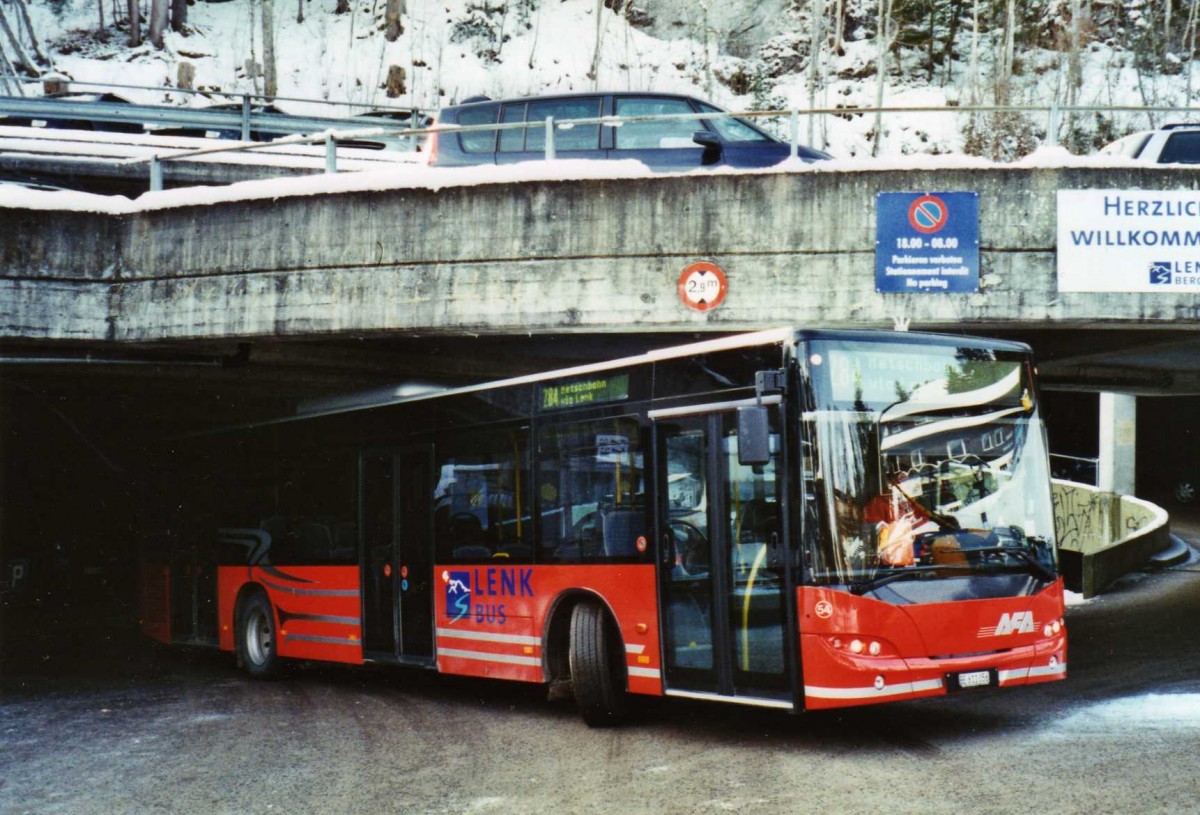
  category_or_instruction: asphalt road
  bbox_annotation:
[3,546,1200,815]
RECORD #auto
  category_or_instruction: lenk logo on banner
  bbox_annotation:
[445,570,471,622]
[1150,261,1173,285]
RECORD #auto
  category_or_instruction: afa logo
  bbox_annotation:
[444,570,471,622]
[1150,261,1173,285]
[978,611,1036,637]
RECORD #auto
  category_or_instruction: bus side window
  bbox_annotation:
[536,416,646,563]
[433,426,533,564]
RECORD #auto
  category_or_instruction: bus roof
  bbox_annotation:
[290,327,1031,423]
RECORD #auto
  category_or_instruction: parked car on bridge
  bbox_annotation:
[427,92,831,170]
[1099,123,1200,164]
[335,108,431,152]
[0,91,143,134]
[152,101,294,142]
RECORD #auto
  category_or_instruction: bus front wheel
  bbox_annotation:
[237,591,280,679]
[569,600,627,727]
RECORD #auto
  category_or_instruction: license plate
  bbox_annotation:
[956,670,992,689]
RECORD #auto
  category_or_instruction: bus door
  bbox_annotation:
[653,402,792,706]
[361,447,435,663]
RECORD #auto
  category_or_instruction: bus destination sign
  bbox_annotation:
[540,374,630,410]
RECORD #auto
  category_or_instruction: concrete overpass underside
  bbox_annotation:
[6,164,1200,418]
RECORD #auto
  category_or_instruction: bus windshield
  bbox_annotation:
[805,340,1057,593]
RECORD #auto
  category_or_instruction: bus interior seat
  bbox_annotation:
[602,509,645,557]
[453,545,492,560]
[498,542,532,560]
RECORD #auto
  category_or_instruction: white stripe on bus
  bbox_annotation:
[438,648,540,667]
[436,628,541,646]
[805,678,943,700]
[627,666,661,679]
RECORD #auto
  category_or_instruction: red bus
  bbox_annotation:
[141,328,1066,726]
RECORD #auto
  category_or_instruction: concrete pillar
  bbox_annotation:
[1098,392,1136,496]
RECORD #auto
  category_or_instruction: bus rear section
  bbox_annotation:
[795,335,1066,708]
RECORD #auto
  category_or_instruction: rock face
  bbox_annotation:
[637,0,789,59]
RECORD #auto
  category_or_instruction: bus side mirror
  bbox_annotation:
[737,406,771,466]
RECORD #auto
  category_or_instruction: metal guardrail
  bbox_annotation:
[0,95,421,141]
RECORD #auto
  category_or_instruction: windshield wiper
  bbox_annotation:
[849,564,975,595]
[965,545,1057,582]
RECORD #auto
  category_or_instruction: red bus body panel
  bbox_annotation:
[217,565,364,665]
[433,563,663,696]
[798,580,1067,709]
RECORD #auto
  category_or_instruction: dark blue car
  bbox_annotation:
[427,91,830,171]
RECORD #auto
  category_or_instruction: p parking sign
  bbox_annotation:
[876,192,979,293]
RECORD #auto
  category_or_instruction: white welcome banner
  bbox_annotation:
[1057,189,1200,293]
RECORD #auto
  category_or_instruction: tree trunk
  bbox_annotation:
[171,0,187,33]
[98,0,105,34]
[148,0,166,48]
[833,0,845,55]
[942,0,960,86]
[11,0,48,64]
[335,0,349,15]
[1186,1,1199,105]
[0,3,38,75]
[385,0,404,41]
[588,0,604,84]
[968,0,979,104]
[128,0,141,46]
[0,31,23,93]
[999,0,1015,105]
[261,0,277,98]
[296,0,303,25]
[807,0,823,145]
[871,0,893,156]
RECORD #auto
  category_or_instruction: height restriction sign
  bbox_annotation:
[678,261,728,311]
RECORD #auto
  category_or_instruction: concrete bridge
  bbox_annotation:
[6,160,1200,392]
[3,159,1198,599]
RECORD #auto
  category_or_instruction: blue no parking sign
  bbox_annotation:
[875,192,979,293]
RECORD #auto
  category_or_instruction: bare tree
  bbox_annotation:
[588,0,605,84]
[171,0,187,33]
[385,0,404,41]
[807,0,824,145]
[0,2,38,75]
[968,0,980,105]
[1186,0,1199,104]
[872,0,895,156]
[833,0,845,55]
[148,0,167,48]
[262,0,277,98]
[0,38,22,93]
[9,0,47,65]
[128,0,142,46]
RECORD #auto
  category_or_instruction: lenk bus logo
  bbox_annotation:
[1150,261,1173,285]
[445,570,471,622]
[443,567,535,625]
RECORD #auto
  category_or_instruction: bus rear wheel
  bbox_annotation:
[237,591,280,679]
[569,600,627,727]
